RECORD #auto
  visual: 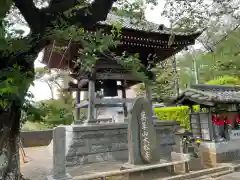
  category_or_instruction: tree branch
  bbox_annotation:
[65,0,117,26]
[6,0,116,72]
[13,0,43,32]
[44,0,116,26]
[45,0,83,14]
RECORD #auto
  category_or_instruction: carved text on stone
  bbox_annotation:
[140,110,151,161]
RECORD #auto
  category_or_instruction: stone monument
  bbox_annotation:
[122,97,190,179]
[127,97,159,165]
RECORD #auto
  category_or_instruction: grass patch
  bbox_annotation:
[21,121,50,131]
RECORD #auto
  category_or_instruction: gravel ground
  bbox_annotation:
[21,147,52,180]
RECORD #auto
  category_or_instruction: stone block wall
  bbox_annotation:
[64,121,179,168]
[20,130,52,147]
[155,121,177,160]
[65,124,128,167]
[200,140,240,168]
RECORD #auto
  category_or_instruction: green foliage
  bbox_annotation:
[206,75,240,85]
[39,99,74,127]
[152,59,177,102]
[22,99,78,128]
[0,64,33,108]
[176,27,240,89]
[112,1,145,20]
[135,58,177,102]
[161,0,240,94]
[154,106,200,129]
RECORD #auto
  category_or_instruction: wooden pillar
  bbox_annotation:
[122,87,128,118]
[145,83,153,117]
[75,90,81,122]
[145,83,152,104]
[74,79,82,124]
[189,105,194,134]
[85,69,97,124]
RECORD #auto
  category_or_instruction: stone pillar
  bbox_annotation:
[212,123,225,142]
[171,131,190,174]
[47,126,71,180]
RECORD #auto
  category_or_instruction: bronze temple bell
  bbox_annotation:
[103,80,118,97]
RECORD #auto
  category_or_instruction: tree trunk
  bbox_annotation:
[0,103,28,180]
[46,82,54,100]
[0,55,32,179]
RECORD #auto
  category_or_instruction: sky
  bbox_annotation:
[29,1,187,101]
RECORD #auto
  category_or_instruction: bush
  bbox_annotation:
[22,99,75,128]
[154,106,200,129]
[206,75,240,85]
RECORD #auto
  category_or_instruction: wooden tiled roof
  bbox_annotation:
[99,13,202,35]
[42,13,202,73]
[172,84,240,106]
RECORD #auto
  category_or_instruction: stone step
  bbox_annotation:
[209,169,233,178]
[191,176,215,180]
[189,169,233,180]
[160,166,232,180]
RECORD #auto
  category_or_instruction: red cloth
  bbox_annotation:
[211,115,224,126]
[211,115,240,126]
[225,119,230,124]
[235,116,240,123]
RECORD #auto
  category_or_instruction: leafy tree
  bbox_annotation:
[135,58,177,102]
[0,0,159,178]
[177,48,216,86]
[0,0,128,179]
[162,0,240,83]
[207,28,240,78]
[163,0,239,43]
[152,59,177,102]
[177,27,240,87]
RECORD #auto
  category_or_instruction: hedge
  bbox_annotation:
[154,106,200,129]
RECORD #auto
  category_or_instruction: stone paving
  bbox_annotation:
[21,147,240,180]
[21,147,125,180]
[216,172,240,180]
[19,147,177,180]
[20,147,128,180]
[21,147,52,180]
